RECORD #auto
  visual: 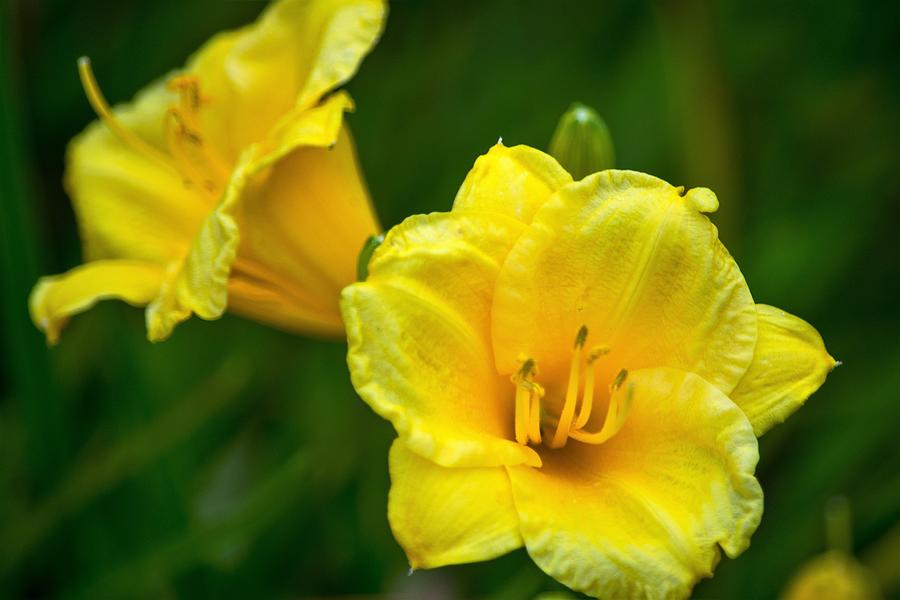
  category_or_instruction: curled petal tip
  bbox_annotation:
[683,187,719,213]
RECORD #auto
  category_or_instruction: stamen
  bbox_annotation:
[616,381,635,430]
[166,109,210,189]
[512,358,537,445]
[79,57,229,195]
[569,378,634,445]
[527,381,544,444]
[574,324,588,348]
[549,326,588,449]
[514,380,529,444]
[167,75,230,184]
[164,109,229,192]
[77,57,172,170]
[572,345,610,429]
[509,334,628,448]
[610,367,628,391]
[168,75,202,113]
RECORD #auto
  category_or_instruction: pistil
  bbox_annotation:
[77,57,228,195]
[77,57,173,171]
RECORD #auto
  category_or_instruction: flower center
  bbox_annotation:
[77,57,228,196]
[163,75,230,193]
[511,325,634,449]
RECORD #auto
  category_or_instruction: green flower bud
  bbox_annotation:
[549,102,615,178]
[356,233,384,281]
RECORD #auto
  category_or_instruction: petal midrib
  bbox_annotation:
[601,195,678,346]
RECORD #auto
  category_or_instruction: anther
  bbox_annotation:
[610,368,628,392]
[574,324,588,349]
[168,75,203,112]
[509,334,629,449]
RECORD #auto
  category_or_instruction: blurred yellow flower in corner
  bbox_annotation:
[782,551,881,600]
[30,0,386,344]
[782,497,882,600]
[341,143,837,599]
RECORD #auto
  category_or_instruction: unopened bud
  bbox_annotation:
[549,102,615,178]
[356,233,384,281]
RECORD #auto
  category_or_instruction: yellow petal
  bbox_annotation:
[341,211,540,468]
[388,440,522,569]
[30,260,164,345]
[492,170,757,395]
[452,143,572,223]
[67,80,204,264]
[69,0,386,258]
[731,304,837,436]
[188,0,386,158]
[225,276,343,339]
[147,92,356,341]
[228,124,379,336]
[507,368,762,600]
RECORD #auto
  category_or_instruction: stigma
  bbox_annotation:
[511,326,633,449]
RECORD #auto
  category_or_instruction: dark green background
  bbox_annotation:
[2,0,899,598]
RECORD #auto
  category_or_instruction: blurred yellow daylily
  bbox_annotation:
[30,0,386,344]
[782,551,881,600]
[342,143,836,599]
[782,497,881,600]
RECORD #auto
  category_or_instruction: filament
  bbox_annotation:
[164,77,230,191]
[573,346,609,429]
[510,328,629,448]
[513,358,539,445]
[569,371,633,444]
[166,110,211,189]
[549,325,588,448]
[514,380,529,444]
[527,381,544,444]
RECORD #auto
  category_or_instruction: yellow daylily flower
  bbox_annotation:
[30,0,386,344]
[782,551,881,600]
[342,143,836,599]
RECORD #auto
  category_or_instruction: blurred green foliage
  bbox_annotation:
[2,0,899,598]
